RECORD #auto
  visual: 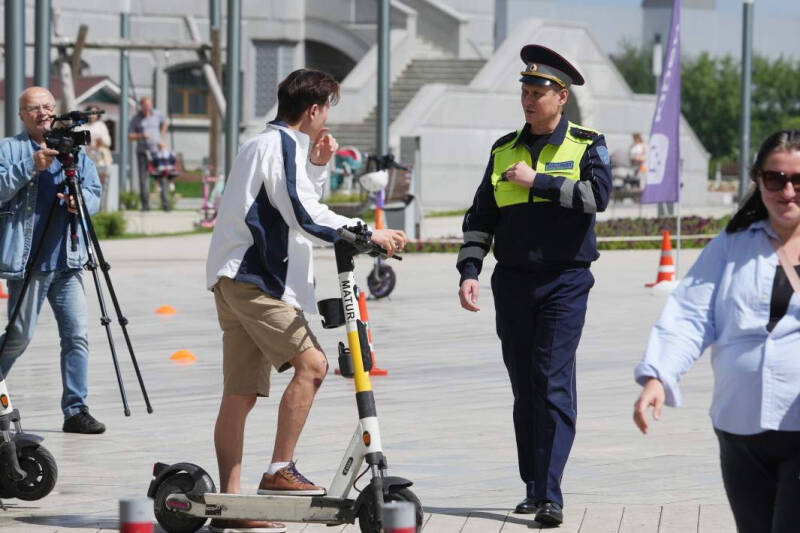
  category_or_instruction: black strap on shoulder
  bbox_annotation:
[569,126,600,141]
[491,131,517,151]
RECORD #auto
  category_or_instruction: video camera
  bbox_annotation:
[44,110,104,155]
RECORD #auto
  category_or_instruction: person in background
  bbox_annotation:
[128,96,167,211]
[150,141,177,212]
[633,130,800,533]
[629,133,646,187]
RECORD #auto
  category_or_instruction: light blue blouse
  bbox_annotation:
[635,220,800,435]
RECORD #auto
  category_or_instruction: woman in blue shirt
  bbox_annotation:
[632,130,800,533]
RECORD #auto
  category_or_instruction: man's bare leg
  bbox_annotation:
[215,393,257,493]
[271,347,328,463]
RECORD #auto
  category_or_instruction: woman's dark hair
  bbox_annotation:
[726,129,800,233]
[276,69,339,124]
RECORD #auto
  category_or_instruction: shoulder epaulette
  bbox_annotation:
[491,131,517,151]
[569,126,600,141]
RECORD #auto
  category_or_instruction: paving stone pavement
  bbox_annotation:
[0,234,737,532]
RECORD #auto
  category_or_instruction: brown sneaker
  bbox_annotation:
[257,461,326,496]
[209,518,286,532]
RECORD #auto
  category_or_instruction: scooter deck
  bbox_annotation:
[168,492,354,523]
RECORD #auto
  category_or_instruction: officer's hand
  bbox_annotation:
[311,128,338,166]
[370,228,407,257]
[56,192,78,214]
[504,161,536,188]
[33,143,59,171]
[459,279,480,312]
[633,377,665,434]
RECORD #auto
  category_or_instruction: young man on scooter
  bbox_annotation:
[205,69,407,533]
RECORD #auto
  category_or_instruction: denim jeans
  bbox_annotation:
[0,270,90,418]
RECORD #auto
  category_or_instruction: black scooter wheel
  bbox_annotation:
[357,486,423,533]
[154,473,208,533]
[367,264,396,299]
[1,445,58,501]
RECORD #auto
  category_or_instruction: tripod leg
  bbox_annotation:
[68,180,132,416]
[78,194,153,414]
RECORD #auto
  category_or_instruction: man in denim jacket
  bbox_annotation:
[0,87,104,434]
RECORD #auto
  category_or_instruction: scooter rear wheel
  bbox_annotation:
[357,486,423,533]
[154,472,208,533]
[367,264,396,299]
[0,444,58,501]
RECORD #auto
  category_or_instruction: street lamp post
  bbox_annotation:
[739,0,755,202]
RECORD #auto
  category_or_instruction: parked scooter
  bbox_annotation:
[0,374,58,502]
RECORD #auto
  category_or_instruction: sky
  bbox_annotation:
[564,0,800,17]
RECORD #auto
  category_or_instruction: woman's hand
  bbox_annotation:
[633,377,665,434]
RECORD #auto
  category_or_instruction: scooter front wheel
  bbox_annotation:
[154,472,208,533]
[357,486,423,533]
[367,264,396,299]
[0,444,58,501]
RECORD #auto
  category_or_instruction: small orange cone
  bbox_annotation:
[358,290,388,376]
[156,305,176,315]
[170,349,197,364]
[645,231,676,287]
[0,281,8,300]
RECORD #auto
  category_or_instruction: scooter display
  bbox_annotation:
[0,375,58,503]
[148,224,422,533]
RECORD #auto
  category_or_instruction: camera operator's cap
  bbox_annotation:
[519,44,584,88]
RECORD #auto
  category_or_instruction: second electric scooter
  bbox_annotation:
[148,224,422,533]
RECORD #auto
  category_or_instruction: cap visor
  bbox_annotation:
[519,75,560,86]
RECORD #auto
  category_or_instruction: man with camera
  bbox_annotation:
[0,86,105,434]
[206,69,406,532]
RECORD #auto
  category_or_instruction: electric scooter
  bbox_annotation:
[148,224,422,533]
[0,374,58,503]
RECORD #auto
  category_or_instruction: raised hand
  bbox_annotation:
[310,128,338,166]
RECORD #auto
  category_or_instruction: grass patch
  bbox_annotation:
[98,227,213,240]
[427,209,467,218]
[174,181,204,198]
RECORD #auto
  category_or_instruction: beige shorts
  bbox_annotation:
[213,277,322,396]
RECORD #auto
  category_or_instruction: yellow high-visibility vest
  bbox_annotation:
[491,121,598,208]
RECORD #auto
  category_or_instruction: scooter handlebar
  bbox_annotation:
[336,226,402,261]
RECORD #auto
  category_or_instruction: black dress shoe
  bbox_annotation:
[513,497,538,514]
[535,501,563,526]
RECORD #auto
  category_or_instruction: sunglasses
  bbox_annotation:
[760,170,800,192]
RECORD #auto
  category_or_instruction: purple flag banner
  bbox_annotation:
[641,0,681,204]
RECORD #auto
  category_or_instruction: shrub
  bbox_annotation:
[119,191,140,211]
[92,212,127,239]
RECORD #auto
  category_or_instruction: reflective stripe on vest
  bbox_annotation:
[491,121,596,208]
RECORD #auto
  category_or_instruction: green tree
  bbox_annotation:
[610,40,655,94]
[680,53,741,163]
[611,45,800,167]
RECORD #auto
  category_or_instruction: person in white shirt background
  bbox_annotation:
[632,129,800,533]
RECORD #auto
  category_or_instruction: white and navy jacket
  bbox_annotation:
[206,120,359,313]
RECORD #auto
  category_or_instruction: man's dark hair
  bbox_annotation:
[276,69,340,124]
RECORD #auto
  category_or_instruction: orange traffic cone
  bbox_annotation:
[358,290,388,376]
[0,281,8,300]
[645,230,676,288]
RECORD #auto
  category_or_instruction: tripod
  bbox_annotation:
[0,149,152,416]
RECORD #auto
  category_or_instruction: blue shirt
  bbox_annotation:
[635,220,800,435]
[29,140,72,272]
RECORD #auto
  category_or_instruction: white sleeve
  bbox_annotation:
[307,160,329,197]
[263,140,359,246]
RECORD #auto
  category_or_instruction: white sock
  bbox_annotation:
[267,461,290,475]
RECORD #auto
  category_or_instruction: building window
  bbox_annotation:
[254,41,295,117]
[168,65,211,118]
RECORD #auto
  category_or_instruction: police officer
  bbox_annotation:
[456,45,612,526]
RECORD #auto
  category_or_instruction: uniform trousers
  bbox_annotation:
[492,265,594,507]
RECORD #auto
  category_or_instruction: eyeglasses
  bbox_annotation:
[22,104,55,114]
[761,170,800,192]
